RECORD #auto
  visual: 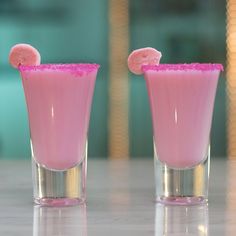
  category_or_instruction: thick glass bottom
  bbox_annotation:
[154,146,210,206]
[32,157,87,206]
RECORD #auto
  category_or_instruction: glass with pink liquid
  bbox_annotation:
[142,63,223,205]
[19,64,99,206]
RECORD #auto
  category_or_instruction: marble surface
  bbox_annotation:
[0,158,234,235]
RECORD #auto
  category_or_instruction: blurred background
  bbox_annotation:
[0,0,226,159]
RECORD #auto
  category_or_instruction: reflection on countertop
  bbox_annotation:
[0,159,233,235]
[33,205,87,236]
[155,204,208,235]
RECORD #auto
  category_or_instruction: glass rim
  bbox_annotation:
[19,63,100,73]
[142,63,224,72]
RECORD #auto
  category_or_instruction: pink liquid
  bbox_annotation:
[20,64,99,170]
[143,64,223,168]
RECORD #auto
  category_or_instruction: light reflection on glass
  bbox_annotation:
[51,106,54,118]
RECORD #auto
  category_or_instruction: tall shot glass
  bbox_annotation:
[142,64,223,205]
[19,64,100,206]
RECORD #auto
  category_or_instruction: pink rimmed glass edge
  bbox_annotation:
[142,63,224,72]
[19,63,100,76]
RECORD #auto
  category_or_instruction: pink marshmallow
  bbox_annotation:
[9,44,41,69]
[127,47,162,75]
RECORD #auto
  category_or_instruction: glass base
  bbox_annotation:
[156,196,207,206]
[34,197,85,207]
[154,147,210,206]
[32,157,87,207]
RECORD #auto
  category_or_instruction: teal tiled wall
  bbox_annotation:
[0,0,226,158]
[129,0,226,157]
[0,0,108,158]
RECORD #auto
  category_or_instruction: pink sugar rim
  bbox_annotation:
[142,63,224,72]
[19,63,100,73]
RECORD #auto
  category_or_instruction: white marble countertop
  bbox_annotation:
[0,158,234,235]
